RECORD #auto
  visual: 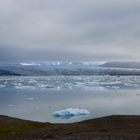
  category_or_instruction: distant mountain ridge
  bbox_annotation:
[101,61,140,69]
[0,69,20,76]
[1,61,140,76]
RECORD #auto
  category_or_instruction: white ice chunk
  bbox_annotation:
[124,83,139,88]
[15,85,35,89]
[20,63,40,66]
[27,97,34,101]
[37,83,54,89]
[8,104,14,107]
[0,85,6,88]
[53,108,90,119]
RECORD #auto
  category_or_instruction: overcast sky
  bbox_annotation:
[0,0,140,62]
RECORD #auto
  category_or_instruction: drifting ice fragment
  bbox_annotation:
[20,63,40,66]
[27,97,34,101]
[0,85,6,88]
[8,104,14,107]
[53,108,90,119]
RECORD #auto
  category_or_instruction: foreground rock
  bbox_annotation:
[0,115,140,140]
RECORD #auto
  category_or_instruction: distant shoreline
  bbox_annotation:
[0,115,140,140]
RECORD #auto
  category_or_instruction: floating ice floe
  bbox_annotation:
[38,84,54,89]
[0,85,6,88]
[28,79,38,84]
[53,108,90,119]
[8,104,14,107]
[20,62,40,66]
[124,83,139,88]
[27,97,34,101]
[15,85,35,89]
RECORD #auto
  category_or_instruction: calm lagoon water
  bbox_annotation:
[0,76,140,123]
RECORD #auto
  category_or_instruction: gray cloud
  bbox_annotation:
[0,0,140,61]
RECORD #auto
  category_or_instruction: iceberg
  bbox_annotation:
[53,108,90,119]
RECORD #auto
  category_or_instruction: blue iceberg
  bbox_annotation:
[53,108,90,119]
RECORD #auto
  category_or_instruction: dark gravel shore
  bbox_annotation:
[0,115,140,140]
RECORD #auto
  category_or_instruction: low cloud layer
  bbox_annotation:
[0,0,140,61]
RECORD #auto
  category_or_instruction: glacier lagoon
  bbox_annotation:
[0,75,140,123]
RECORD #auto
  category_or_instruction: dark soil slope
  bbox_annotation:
[0,115,140,140]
